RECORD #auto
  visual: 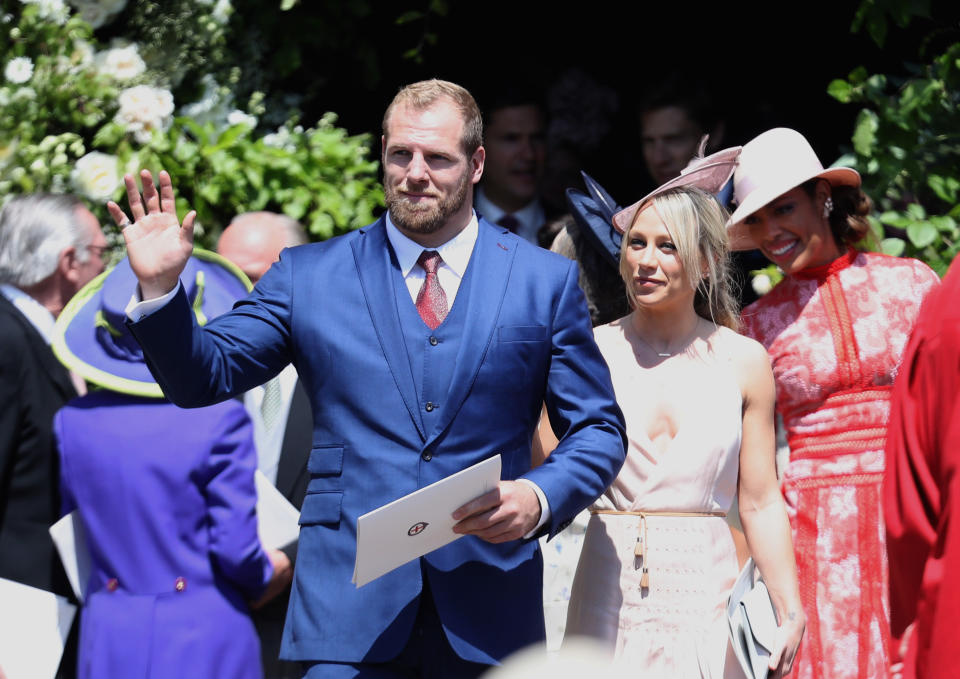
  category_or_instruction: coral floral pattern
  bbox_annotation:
[742,250,939,679]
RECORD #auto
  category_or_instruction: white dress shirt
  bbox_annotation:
[474,186,545,246]
[1,284,55,343]
[244,363,300,486]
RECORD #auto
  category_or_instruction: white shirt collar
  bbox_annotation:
[474,186,544,243]
[0,284,56,344]
[384,210,479,279]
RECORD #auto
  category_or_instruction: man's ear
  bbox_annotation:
[470,146,485,185]
[58,246,80,285]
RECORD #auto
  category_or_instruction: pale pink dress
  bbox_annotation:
[564,320,743,677]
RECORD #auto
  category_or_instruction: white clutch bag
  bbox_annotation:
[727,557,779,679]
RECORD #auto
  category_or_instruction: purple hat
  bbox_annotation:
[52,249,251,398]
[612,140,742,234]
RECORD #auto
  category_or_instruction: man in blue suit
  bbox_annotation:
[113,79,626,678]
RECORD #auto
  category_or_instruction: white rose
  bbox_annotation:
[4,57,34,84]
[211,0,231,23]
[115,85,175,144]
[226,109,256,128]
[22,0,69,24]
[95,44,145,80]
[71,151,121,201]
[751,273,773,297]
[71,40,95,67]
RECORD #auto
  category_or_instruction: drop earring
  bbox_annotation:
[822,196,834,219]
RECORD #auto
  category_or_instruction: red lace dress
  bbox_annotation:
[741,250,939,679]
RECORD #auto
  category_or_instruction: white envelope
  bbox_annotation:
[255,469,301,550]
[352,455,502,587]
[49,512,90,603]
[0,578,76,679]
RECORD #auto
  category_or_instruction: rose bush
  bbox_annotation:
[1,0,383,253]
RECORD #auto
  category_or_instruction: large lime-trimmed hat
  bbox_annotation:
[52,249,251,398]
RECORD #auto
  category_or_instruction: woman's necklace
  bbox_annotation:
[631,317,703,358]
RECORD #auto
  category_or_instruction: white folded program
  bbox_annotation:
[726,557,779,679]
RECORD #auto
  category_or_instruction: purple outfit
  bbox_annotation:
[55,390,273,679]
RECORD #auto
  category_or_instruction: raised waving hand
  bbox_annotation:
[107,170,194,299]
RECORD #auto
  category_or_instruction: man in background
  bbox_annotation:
[217,211,312,679]
[474,89,548,246]
[0,193,108,677]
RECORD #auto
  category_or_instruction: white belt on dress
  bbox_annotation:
[589,508,727,589]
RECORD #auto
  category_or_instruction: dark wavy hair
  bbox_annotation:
[801,178,873,247]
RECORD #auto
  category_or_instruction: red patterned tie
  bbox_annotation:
[415,250,448,329]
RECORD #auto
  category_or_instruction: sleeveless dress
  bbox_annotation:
[565,320,742,677]
[740,250,940,679]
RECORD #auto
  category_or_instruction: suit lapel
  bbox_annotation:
[427,219,515,444]
[351,219,426,440]
[0,294,76,401]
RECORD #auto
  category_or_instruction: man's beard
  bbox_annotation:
[385,171,470,236]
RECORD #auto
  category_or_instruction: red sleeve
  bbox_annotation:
[883,272,957,673]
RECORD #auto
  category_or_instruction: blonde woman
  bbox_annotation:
[563,152,804,677]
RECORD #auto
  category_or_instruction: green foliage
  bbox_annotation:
[0,0,383,254]
[828,39,960,274]
[146,114,383,244]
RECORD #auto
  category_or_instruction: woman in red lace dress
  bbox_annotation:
[726,128,940,679]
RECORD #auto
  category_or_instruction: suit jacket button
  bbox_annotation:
[425,402,434,412]
[174,577,187,592]
[106,578,119,592]
[429,336,439,346]
[421,451,432,461]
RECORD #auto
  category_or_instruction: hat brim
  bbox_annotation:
[612,147,742,234]
[565,187,622,270]
[52,249,252,398]
[726,167,861,251]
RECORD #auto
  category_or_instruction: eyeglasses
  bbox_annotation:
[86,244,109,258]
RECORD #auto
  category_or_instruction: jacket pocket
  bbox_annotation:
[298,490,342,526]
[498,325,547,343]
[308,444,344,476]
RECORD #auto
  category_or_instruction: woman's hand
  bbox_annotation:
[107,169,195,300]
[770,607,805,677]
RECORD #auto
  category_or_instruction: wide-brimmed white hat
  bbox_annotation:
[726,128,861,251]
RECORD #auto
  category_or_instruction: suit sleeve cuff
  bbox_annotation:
[125,281,181,322]
[517,478,550,539]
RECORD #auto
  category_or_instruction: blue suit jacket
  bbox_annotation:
[129,216,626,665]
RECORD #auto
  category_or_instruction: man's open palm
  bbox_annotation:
[107,169,194,299]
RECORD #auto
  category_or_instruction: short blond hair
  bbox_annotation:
[619,187,740,330]
[382,79,483,156]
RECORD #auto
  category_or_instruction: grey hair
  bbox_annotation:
[0,194,90,287]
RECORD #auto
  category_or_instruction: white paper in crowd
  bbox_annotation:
[352,454,502,588]
[255,469,301,550]
[49,511,90,603]
[726,557,777,679]
[0,578,77,679]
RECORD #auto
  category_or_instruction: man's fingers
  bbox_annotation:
[106,201,131,228]
[181,210,197,242]
[452,487,501,521]
[123,173,145,221]
[141,170,160,213]
[158,170,177,214]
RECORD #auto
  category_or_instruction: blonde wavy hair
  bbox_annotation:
[619,186,740,330]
